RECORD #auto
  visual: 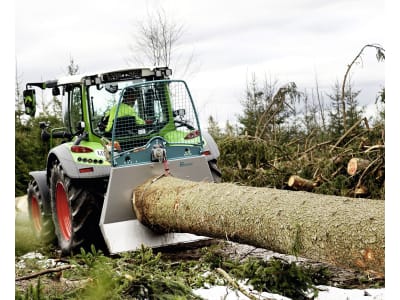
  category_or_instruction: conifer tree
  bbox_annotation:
[207,116,222,140]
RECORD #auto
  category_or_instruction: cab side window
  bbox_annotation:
[69,86,83,134]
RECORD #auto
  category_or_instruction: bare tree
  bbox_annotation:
[127,7,196,78]
[45,56,79,118]
[340,44,385,130]
[313,73,326,132]
[67,55,79,75]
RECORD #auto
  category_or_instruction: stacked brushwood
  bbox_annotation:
[218,118,384,200]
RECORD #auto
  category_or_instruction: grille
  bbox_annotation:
[110,80,201,152]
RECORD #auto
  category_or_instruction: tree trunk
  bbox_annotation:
[347,158,371,176]
[133,176,384,275]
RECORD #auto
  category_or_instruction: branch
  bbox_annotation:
[302,140,332,155]
[364,145,385,153]
[216,267,275,300]
[15,265,74,281]
[356,156,383,188]
[330,118,365,153]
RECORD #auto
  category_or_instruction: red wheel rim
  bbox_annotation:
[56,182,71,241]
[31,196,42,232]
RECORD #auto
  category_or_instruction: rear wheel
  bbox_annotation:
[50,161,106,255]
[27,179,55,243]
[208,160,222,183]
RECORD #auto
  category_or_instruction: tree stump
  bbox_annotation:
[347,158,371,176]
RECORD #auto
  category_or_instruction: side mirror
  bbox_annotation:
[52,87,60,96]
[23,89,36,116]
[76,121,85,133]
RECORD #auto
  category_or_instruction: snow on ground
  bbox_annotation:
[194,285,291,300]
[193,284,385,300]
[315,286,384,300]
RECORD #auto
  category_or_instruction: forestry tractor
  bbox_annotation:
[23,66,221,255]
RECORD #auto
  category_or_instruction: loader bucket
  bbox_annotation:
[99,155,213,254]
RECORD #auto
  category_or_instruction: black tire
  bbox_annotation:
[208,160,222,183]
[49,161,106,255]
[27,179,56,244]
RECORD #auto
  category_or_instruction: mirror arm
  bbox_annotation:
[26,80,58,90]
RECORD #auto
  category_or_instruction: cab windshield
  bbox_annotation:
[87,79,201,151]
[88,80,170,137]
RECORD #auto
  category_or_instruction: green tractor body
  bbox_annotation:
[24,67,221,254]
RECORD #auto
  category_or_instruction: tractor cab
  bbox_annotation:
[87,76,204,166]
[23,67,205,166]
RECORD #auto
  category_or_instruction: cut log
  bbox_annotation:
[133,176,384,275]
[287,175,317,191]
[354,185,368,196]
[347,158,371,176]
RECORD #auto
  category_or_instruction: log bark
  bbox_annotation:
[347,158,371,176]
[133,177,384,275]
[287,175,317,191]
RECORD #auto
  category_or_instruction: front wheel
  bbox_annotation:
[50,161,106,255]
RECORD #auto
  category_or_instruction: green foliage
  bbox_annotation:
[20,241,386,299]
[217,119,384,199]
[200,244,226,269]
[218,136,301,188]
[237,74,300,141]
[207,115,222,140]
[16,278,44,300]
[76,245,107,268]
[15,216,53,257]
[226,257,330,300]
[15,115,63,196]
[75,261,124,300]
[122,273,202,300]
[15,64,64,196]
[58,245,207,299]
[237,75,267,136]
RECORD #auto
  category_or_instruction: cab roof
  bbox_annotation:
[27,66,172,89]
[57,66,171,85]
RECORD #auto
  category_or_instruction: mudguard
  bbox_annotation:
[28,171,51,214]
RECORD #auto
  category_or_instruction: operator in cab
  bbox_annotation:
[99,86,145,134]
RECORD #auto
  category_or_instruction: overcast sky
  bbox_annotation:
[14,0,385,127]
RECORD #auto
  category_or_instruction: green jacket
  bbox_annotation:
[104,103,145,132]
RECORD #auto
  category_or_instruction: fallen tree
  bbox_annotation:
[133,176,384,275]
